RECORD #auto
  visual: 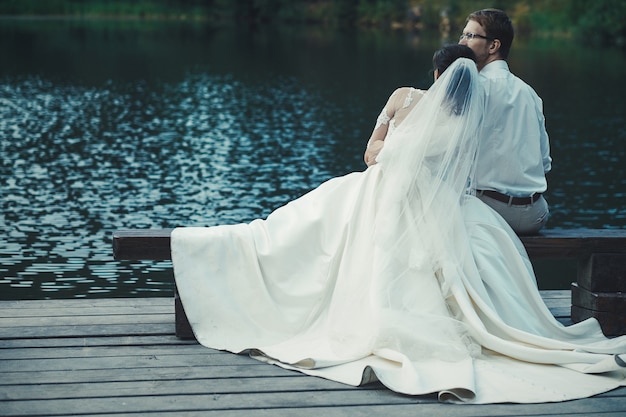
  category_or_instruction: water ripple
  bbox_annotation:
[0,73,339,299]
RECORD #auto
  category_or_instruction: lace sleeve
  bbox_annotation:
[374,87,407,130]
[374,106,392,130]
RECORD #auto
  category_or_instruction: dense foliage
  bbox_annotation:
[0,0,624,46]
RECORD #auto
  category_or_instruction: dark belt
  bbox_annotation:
[477,190,542,205]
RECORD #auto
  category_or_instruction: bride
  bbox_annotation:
[171,50,626,404]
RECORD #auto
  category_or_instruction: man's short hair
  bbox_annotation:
[467,9,514,59]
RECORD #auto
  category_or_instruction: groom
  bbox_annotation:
[459,8,551,235]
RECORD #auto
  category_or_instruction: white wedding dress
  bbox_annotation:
[171,59,626,404]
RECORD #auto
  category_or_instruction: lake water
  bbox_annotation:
[1,19,625,299]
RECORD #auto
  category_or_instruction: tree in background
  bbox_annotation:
[567,0,626,46]
[0,0,624,47]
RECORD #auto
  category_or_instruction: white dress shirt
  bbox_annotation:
[475,60,551,197]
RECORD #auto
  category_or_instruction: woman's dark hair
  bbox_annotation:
[432,44,476,75]
[432,45,476,116]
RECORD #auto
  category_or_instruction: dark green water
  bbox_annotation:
[1,19,625,299]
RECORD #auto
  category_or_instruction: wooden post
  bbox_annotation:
[174,289,195,340]
[571,253,626,335]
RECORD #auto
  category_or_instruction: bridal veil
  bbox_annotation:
[171,58,626,404]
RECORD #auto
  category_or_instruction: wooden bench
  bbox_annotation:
[113,228,626,337]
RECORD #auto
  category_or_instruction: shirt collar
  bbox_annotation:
[481,59,509,74]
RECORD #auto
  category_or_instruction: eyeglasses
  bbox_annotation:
[459,32,492,41]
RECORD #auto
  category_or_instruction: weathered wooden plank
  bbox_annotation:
[4,375,621,404]
[0,323,174,339]
[540,290,571,299]
[0,350,265,372]
[0,293,571,314]
[112,228,626,261]
[0,391,414,417]
[547,307,572,319]
[521,229,626,258]
[0,376,361,401]
[542,298,570,310]
[0,305,172,318]
[0,293,572,339]
[0,313,173,328]
[0,364,302,385]
[37,409,626,417]
[1,392,625,417]
[0,375,626,401]
[0,335,194,349]
[0,297,173,309]
[2,297,625,417]
[113,228,173,260]
[0,344,210,360]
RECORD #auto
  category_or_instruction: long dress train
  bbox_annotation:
[171,59,626,404]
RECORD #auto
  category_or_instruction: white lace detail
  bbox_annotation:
[403,88,415,108]
[374,107,391,130]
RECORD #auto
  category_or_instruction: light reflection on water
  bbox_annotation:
[1,73,346,299]
[1,21,625,299]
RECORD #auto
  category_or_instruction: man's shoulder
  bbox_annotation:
[481,61,538,92]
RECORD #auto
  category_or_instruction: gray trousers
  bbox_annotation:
[476,193,549,235]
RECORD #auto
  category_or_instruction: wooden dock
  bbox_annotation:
[2,293,626,416]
